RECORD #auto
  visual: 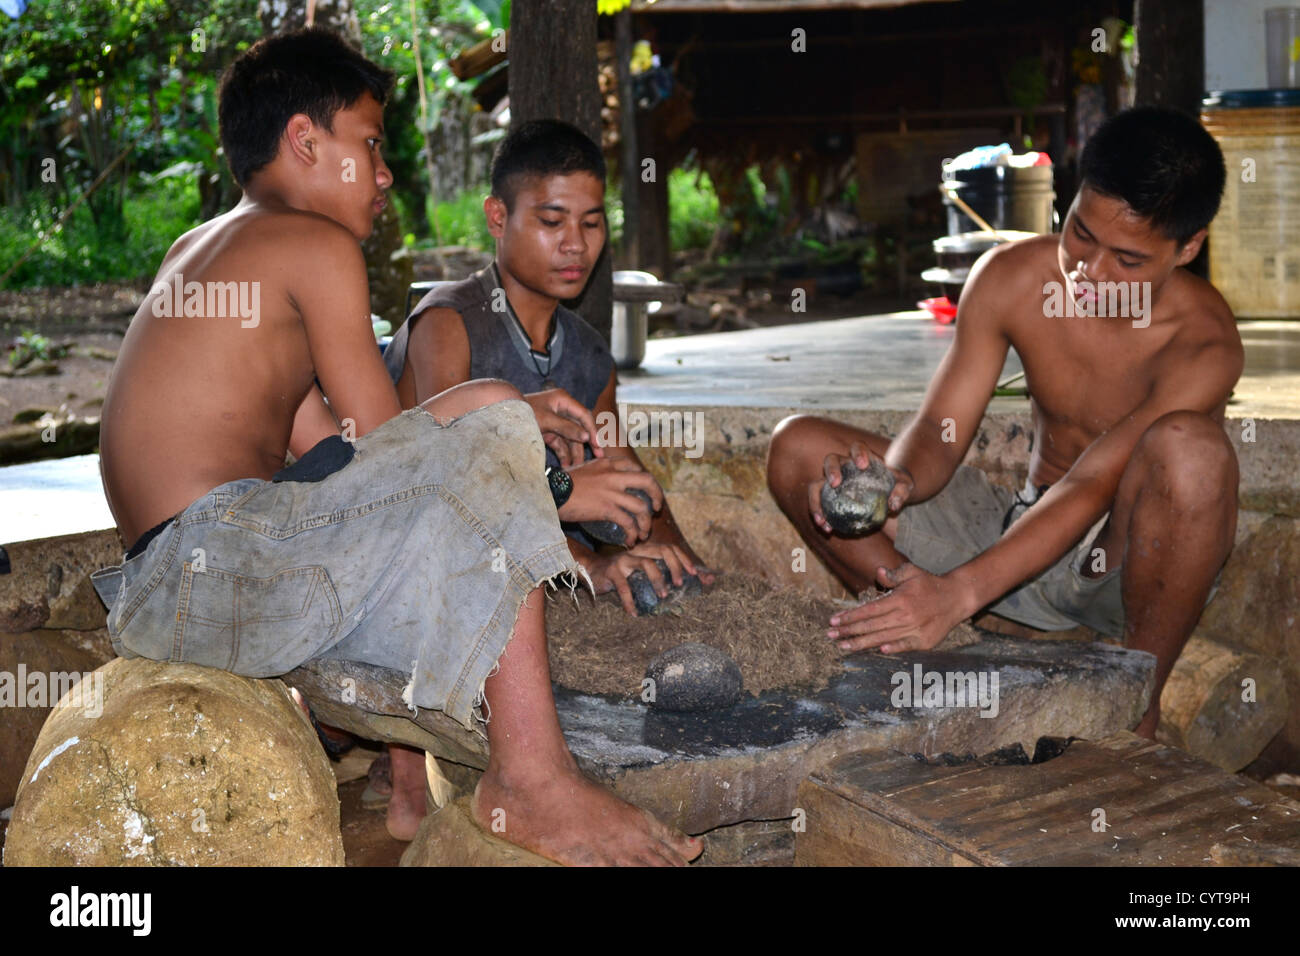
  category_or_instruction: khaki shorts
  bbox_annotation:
[895,465,1217,636]
[91,400,579,732]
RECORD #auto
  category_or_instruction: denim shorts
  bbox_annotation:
[90,400,579,731]
[894,464,1218,636]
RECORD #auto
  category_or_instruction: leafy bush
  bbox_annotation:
[668,166,719,251]
[426,189,493,250]
[0,173,200,288]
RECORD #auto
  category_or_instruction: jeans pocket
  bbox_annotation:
[177,563,343,675]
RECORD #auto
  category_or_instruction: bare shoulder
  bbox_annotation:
[1156,270,1244,392]
[954,234,1057,334]
[411,305,468,343]
[244,206,362,267]
[1167,269,1242,358]
[408,305,470,367]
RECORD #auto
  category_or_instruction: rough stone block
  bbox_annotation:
[399,797,556,867]
[0,631,102,807]
[4,658,343,866]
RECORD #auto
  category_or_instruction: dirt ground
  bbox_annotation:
[0,276,907,431]
[1,282,137,426]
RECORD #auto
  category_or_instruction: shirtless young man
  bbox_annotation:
[95,28,700,866]
[767,107,1241,738]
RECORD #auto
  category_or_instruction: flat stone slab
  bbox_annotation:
[290,635,1154,835]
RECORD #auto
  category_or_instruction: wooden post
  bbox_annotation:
[635,109,672,278]
[615,9,640,271]
[1134,0,1205,116]
[508,0,612,342]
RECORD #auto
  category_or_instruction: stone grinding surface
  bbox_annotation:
[545,575,983,702]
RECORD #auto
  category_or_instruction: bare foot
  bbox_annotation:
[471,754,703,866]
[385,744,428,842]
[1133,707,1159,740]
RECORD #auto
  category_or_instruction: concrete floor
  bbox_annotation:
[3,311,1299,545]
[621,311,1300,419]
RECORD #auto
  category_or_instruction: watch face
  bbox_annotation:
[548,467,572,505]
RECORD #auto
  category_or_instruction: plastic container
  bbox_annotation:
[1201,89,1300,318]
[1266,7,1300,89]
[940,163,1056,236]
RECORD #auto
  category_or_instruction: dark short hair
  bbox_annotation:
[491,119,606,210]
[218,27,394,186]
[1078,106,1226,244]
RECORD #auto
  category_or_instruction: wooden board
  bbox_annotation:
[795,732,1300,866]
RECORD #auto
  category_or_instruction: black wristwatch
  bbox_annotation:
[545,466,573,508]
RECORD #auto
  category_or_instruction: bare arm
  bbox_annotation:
[407,305,473,400]
[288,383,339,459]
[887,248,1013,502]
[293,224,401,438]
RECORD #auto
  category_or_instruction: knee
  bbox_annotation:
[1137,411,1238,505]
[461,378,523,407]
[767,415,821,492]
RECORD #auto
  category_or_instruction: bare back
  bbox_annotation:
[101,200,387,544]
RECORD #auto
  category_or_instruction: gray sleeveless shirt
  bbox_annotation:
[385,263,613,455]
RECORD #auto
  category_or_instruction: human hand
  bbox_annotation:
[590,551,679,616]
[826,562,965,653]
[558,457,663,543]
[809,442,914,534]
[625,540,717,589]
[524,387,603,468]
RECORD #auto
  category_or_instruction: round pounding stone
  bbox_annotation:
[627,558,703,616]
[580,488,656,545]
[4,657,343,866]
[645,641,743,712]
[820,457,893,536]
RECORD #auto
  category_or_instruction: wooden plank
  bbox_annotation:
[795,732,1300,866]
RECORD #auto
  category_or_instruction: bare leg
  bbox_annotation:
[1086,411,1238,738]
[383,379,531,842]
[767,414,906,592]
[472,592,702,865]
[410,378,700,865]
[385,744,427,841]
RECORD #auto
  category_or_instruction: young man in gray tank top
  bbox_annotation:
[384,120,716,838]
[388,120,714,609]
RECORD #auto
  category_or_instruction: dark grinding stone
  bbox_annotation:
[580,488,655,545]
[627,558,703,615]
[645,641,744,712]
[820,458,893,536]
[0,546,9,575]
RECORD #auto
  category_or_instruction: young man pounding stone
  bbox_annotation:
[767,107,1241,738]
[93,28,700,866]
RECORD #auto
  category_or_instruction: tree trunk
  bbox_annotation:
[508,0,612,342]
[257,0,411,326]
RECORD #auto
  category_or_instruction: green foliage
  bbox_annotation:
[426,188,492,249]
[7,329,66,369]
[0,172,200,288]
[667,166,718,251]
